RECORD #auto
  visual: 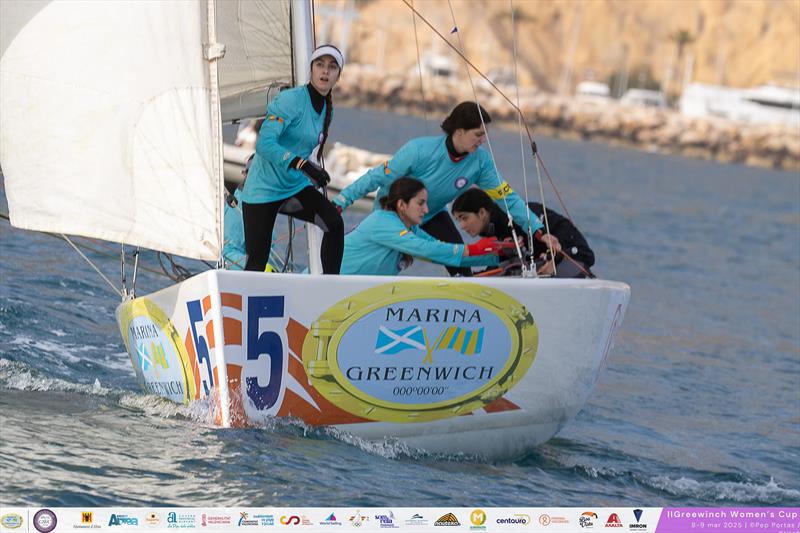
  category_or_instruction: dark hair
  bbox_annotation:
[379,177,426,211]
[440,102,492,135]
[317,91,333,164]
[452,187,494,214]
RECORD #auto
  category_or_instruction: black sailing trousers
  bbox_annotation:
[243,186,344,274]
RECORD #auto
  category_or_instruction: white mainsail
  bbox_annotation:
[0,0,293,261]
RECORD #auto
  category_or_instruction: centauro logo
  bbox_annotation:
[302,281,538,423]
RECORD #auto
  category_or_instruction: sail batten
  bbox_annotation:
[0,0,292,260]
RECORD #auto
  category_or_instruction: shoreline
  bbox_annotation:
[335,66,800,172]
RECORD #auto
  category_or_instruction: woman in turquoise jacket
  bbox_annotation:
[333,101,560,276]
[242,45,345,273]
[341,177,505,276]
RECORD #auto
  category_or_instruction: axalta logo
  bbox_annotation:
[303,281,538,422]
[605,513,623,527]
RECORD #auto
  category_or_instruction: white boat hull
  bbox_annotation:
[116,271,629,460]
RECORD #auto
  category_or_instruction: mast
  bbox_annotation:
[206,0,226,267]
[291,0,324,275]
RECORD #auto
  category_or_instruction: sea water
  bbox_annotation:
[1,107,798,507]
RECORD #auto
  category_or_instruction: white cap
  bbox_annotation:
[310,45,344,70]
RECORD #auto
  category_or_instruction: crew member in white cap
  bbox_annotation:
[241,44,345,273]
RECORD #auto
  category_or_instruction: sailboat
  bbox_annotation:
[1,0,630,460]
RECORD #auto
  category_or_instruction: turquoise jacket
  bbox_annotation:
[242,85,329,204]
[333,135,543,232]
[341,210,498,276]
[223,189,246,270]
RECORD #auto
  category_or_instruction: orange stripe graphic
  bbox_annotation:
[221,293,242,310]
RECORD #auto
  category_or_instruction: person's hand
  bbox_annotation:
[537,232,561,253]
[466,236,506,256]
[537,258,556,276]
[297,159,330,187]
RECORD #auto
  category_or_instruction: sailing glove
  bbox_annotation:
[466,236,505,256]
[295,158,330,188]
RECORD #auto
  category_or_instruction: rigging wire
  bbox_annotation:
[410,0,430,134]
[400,0,574,224]
[62,234,124,298]
[444,0,528,271]
[510,0,536,272]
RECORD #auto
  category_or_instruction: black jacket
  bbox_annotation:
[481,202,595,267]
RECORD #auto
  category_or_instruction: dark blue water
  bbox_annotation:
[1,107,798,507]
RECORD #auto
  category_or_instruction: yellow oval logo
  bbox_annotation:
[302,281,538,422]
[117,298,196,404]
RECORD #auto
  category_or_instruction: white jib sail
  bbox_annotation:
[0,1,290,261]
[217,1,294,122]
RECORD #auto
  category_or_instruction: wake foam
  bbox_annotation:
[646,475,800,504]
[0,358,111,395]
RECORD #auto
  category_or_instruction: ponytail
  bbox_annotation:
[318,91,333,165]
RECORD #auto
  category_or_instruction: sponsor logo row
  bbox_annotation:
[0,508,657,532]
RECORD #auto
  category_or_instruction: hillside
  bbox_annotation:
[317,0,800,95]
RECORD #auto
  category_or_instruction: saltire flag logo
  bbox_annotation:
[375,325,484,363]
[375,325,427,354]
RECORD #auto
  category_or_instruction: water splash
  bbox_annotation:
[646,475,800,504]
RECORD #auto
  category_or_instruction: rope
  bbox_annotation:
[157,252,192,282]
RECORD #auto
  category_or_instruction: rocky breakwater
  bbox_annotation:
[336,65,800,172]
